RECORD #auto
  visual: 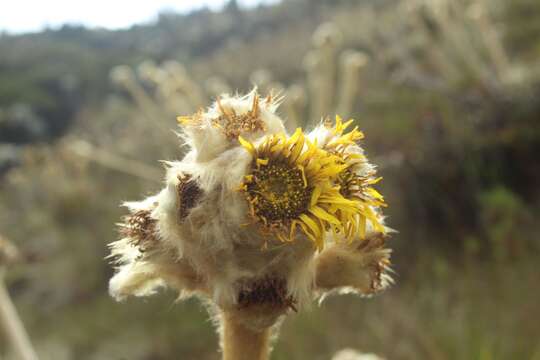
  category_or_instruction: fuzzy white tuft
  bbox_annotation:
[179,89,286,162]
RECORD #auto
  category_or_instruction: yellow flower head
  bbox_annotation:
[239,128,361,250]
[324,116,387,238]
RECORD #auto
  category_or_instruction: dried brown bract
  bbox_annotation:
[119,210,158,252]
[177,174,203,221]
[237,276,297,312]
[212,95,267,139]
[356,234,391,293]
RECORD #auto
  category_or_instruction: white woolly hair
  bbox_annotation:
[108,90,392,330]
[180,88,286,162]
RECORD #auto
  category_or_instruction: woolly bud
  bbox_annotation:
[109,65,135,87]
[136,60,160,83]
[177,89,286,162]
[337,51,369,116]
[283,84,307,131]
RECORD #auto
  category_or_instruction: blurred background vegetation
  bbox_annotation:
[1,0,539,359]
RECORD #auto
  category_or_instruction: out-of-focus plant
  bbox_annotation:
[340,0,516,95]
[478,187,532,261]
[324,0,540,254]
[0,235,38,360]
[297,23,370,128]
[105,21,371,172]
[244,23,371,131]
[110,61,208,124]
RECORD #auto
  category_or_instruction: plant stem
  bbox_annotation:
[221,311,271,360]
[0,273,39,360]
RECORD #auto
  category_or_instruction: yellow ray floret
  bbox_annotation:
[324,116,387,238]
[325,115,364,150]
[177,109,204,127]
[239,128,362,250]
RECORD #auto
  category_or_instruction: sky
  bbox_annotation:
[0,0,277,34]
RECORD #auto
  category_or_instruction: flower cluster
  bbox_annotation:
[108,89,392,330]
[238,116,386,250]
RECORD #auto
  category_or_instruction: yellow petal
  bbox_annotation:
[288,128,302,146]
[299,214,321,239]
[177,116,192,125]
[367,177,383,185]
[298,165,308,188]
[297,140,317,164]
[256,158,269,166]
[365,206,385,233]
[277,233,288,243]
[298,222,319,245]
[239,136,256,156]
[310,186,322,207]
[341,118,354,132]
[289,220,299,241]
[309,206,341,226]
[289,132,305,163]
[335,115,343,134]
[367,187,384,200]
[359,215,366,239]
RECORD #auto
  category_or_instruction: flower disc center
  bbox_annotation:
[247,162,312,224]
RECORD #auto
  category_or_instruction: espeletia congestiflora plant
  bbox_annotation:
[108,89,393,360]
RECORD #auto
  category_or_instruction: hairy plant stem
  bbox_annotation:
[0,270,39,360]
[221,311,271,360]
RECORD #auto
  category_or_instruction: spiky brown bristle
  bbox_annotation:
[237,276,297,312]
[177,174,203,222]
[119,210,158,253]
[212,95,266,139]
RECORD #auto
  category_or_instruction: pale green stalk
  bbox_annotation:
[0,269,39,360]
